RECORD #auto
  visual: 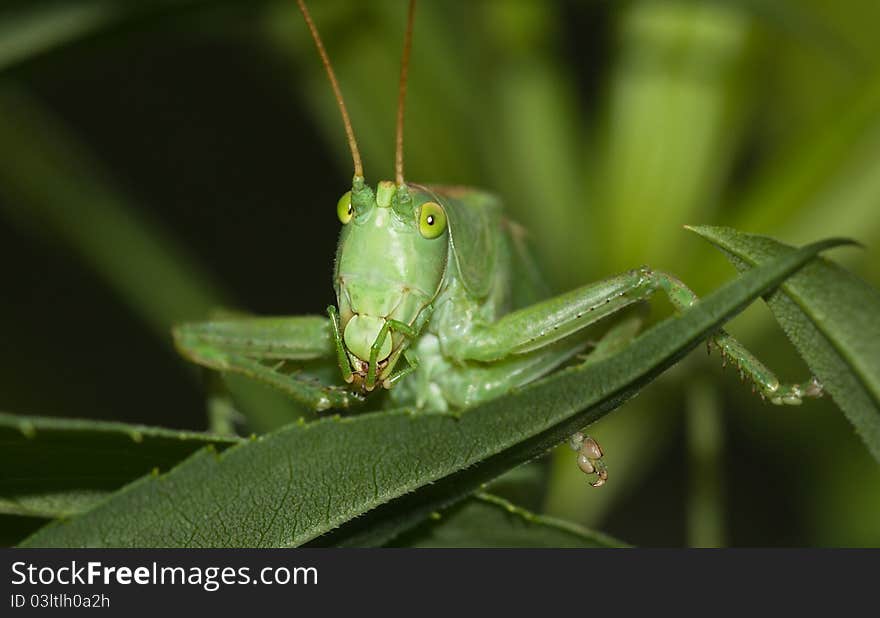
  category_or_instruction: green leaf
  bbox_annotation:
[0,412,240,518]
[20,237,849,547]
[388,493,627,548]
[688,226,880,461]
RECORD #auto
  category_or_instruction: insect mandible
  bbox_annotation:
[174,0,822,487]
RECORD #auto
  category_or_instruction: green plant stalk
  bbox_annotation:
[686,377,726,548]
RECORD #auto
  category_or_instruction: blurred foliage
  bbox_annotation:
[1,0,878,546]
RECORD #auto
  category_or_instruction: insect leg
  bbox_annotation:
[174,315,363,411]
[326,306,354,383]
[175,315,334,360]
[568,432,608,488]
[442,334,593,409]
[366,319,396,389]
[648,270,823,405]
[366,306,434,390]
[445,268,653,362]
[382,350,420,389]
[202,371,249,435]
[434,329,623,485]
[447,267,821,405]
[579,314,644,366]
[566,315,645,486]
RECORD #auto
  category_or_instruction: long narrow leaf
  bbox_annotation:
[688,226,880,461]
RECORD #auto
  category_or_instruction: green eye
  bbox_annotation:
[337,191,353,224]
[418,201,447,239]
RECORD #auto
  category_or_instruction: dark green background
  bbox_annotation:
[1,0,879,546]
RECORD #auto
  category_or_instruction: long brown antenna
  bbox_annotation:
[296,0,363,178]
[395,0,416,186]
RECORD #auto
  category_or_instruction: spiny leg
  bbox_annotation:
[202,353,362,411]
[174,315,362,411]
[443,269,652,362]
[708,335,822,404]
[439,267,822,484]
[652,271,823,405]
[446,267,821,405]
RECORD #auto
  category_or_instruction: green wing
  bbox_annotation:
[421,185,501,299]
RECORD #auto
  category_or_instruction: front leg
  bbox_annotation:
[444,267,822,405]
[326,303,434,392]
[174,315,364,411]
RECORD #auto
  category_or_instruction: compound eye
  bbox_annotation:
[337,191,353,224]
[418,201,447,239]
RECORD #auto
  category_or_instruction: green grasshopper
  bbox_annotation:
[174,0,822,487]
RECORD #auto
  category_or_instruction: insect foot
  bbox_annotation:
[568,432,608,488]
[765,376,824,406]
[707,334,824,406]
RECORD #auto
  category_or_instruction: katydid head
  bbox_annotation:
[333,181,448,391]
[297,0,426,391]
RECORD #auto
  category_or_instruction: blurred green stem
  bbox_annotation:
[686,376,726,548]
[602,0,753,271]
[729,71,880,264]
[205,373,240,436]
[0,85,229,337]
[0,2,120,71]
